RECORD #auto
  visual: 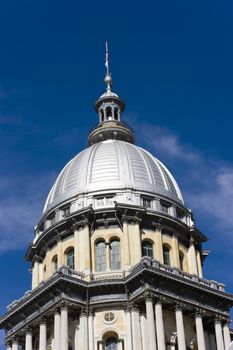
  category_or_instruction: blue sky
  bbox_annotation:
[0,0,233,346]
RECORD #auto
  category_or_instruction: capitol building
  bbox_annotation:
[1,59,233,350]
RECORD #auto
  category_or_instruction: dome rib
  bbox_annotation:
[43,140,184,213]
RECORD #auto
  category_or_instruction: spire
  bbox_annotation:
[104,42,112,93]
[88,44,135,146]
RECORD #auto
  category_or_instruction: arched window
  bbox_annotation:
[100,109,104,122]
[96,240,106,272]
[163,245,171,266]
[52,255,58,272]
[65,248,74,270]
[110,239,121,270]
[105,337,117,350]
[114,107,118,120]
[179,251,184,270]
[142,240,154,258]
[106,106,112,120]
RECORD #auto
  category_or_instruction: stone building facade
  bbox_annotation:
[0,65,233,350]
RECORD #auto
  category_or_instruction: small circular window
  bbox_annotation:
[104,312,115,324]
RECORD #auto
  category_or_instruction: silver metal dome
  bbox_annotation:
[44,140,183,213]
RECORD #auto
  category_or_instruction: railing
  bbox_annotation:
[6,258,225,312]
[6,266,85,311]
[88,121,134,136]
[130,257,225,292]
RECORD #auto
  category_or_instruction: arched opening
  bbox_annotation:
[114,107,118,120]
[106,106,112,120]
[105,337,117,350]
[95,240,106,272]
[65,247,75,270]
[179,251,184,270]
[163,245,171,266]
[52,255,58,272]
[142,240,154,259]
[100,109,104,122]
[110,239,121,270]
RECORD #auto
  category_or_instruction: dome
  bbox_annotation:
[43,139,183,213]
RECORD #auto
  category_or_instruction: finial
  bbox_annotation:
[104,41,112,92]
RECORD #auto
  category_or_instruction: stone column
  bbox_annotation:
[140,312,148,350]
[154,223,164,263]
[38,262,44,283]
[88,309,94,350]
[61,305,69,350]
[223,321,231,349]
[39,318,47,350]
[214,318,224,350]
[128,218,141,265]
[12,339,19,350]
[131,305,142,350]
[118,340,123,350]
[195,311,206,350]
[145,296,157,350]
[79,307,88,350]
[175,304,186,350]
[187,238,198,275]
[171,234,180,268]
[122,220,131,268]
[32,258,39,289]
[76,223,91,277]
[125,307,133,350]
[106,242,110,270]
[196,251,203,278]
[155,300,166,350]
[25,328,33,350]
[54,308,61,350]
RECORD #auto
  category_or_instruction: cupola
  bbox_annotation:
[88,44,134,145]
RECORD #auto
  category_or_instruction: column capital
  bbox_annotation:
[195,308,205,318]
[25,326,33,335]
[154,294,166,304]
[174,301,185,311]
[143,291,154,302]
[152,222,163,231]
[53,306,61,314]
[223,316,231,325]
[214,314,224,324]
[60,300,69,311]
[123,304,131,313]
[80,306,88,317]
[88,307,95,317]
[12,337,19,344]
[130,302,140,312]
[39,316,47,325]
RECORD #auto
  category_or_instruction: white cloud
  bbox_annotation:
[188,167,233,233]
[134,121,200,163]
[132,119,233,241]
[0,172,56,253]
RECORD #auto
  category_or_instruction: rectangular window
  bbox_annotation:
[95,195,115,208]
[48,214,55,226]
[160,201,170,214]
[61,206,70,218]
[177,209,184,221]
[142,198,152,208]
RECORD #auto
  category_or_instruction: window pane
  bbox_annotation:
[142,241,153,258]
[163,246,170,266]
[110,240,121,270]
[96,241,106,272]
[105,337,117,350]
[66,249,74,269]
